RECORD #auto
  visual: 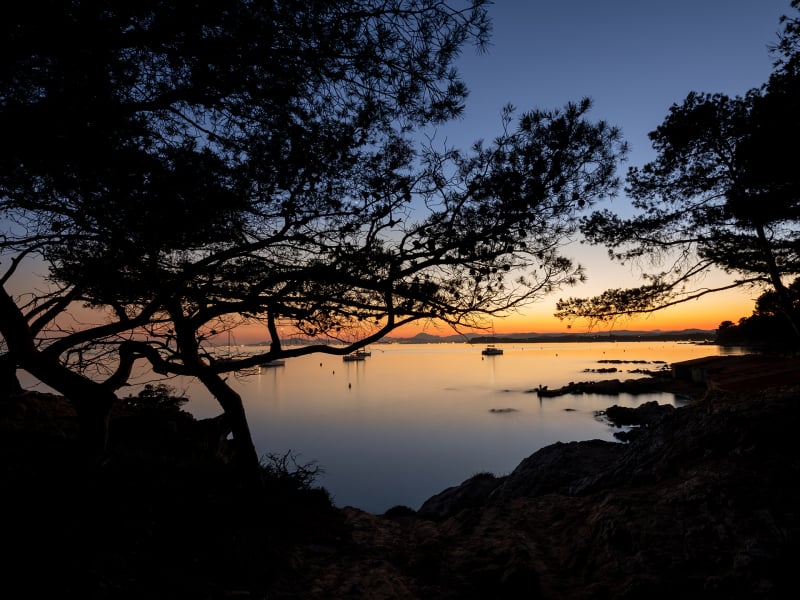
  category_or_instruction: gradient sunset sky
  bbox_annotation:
[396,0,791,338]
[9,2,792,346]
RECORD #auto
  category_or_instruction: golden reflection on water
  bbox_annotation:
[211,341,738,512]
[18,341,740,513]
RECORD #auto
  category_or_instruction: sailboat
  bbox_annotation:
[343,344,371,361]
[481,344,503,356]
[481,321,503,355]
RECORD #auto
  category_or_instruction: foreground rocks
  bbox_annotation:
[2,382,799,598]
[303,385,799,599]
[532,373,704,400]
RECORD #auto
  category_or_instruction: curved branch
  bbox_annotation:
[555,277,764,324]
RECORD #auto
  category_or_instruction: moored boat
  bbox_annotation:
[260,360,286,368]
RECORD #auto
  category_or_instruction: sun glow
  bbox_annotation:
[219,284,757,346]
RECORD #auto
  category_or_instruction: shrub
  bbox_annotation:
[123,383,188,414]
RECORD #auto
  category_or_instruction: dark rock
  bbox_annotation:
[383,504,417,518]
[600,401,675,446]
[311,385,800,598]
[497,439,624,499]
[418,471,502,519]
[532,375,705,399]
[600,400,675,427]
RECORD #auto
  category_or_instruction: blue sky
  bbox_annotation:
[415,0,793,333]
[440,0,788,170]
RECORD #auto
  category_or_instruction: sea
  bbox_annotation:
[152,340,744,514]
[17,340,746,513]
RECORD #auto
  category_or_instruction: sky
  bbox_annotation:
[396,0,792,338]
[5,1,793,346]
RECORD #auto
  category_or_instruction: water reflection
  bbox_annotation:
[218,341,741,513]
[16,341,745,513]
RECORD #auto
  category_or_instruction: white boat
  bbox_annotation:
[343,353,366,362]
[355,348,371,357]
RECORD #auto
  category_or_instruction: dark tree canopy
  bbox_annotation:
[1,1,627,476]
[716,277,800,349]
[555,1,800,336]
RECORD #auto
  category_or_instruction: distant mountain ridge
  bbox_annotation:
[384,328,716,344]
[244,328,716,346]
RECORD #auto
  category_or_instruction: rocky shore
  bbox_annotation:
[3,377,798,598]
[532,374,705,401]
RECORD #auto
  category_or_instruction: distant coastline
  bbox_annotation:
[241,329,718,347]
[465,331,716,345]
[389,329,717,345]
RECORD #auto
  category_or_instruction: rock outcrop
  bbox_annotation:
[301,385,800,599]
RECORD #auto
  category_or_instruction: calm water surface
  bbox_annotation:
[176,341,742,513]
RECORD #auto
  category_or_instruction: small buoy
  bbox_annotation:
[348,383,352,388]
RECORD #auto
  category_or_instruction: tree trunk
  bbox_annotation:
[169,310,264,488]
[754,222,800,339]
[198,371,264,488]
[0,286,115,456]
[0,354,23,399]
[24,360,117,458]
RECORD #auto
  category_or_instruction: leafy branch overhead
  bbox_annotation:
[1,1,626,478]
[3,2,626,352]
[556,0,800,336]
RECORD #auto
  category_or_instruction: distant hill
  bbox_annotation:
[383,329,716,344]
[243,329,717,346]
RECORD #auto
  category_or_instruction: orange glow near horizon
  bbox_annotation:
[487,289,757,336]
[221,286,757,345]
